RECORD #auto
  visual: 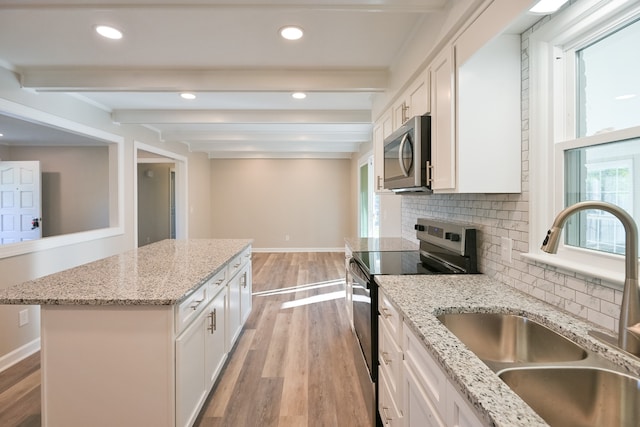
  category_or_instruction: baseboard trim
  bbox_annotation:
[253,247,344,253]
[0,338,41,373]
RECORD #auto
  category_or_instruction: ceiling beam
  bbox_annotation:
[112,109,372,125]
[0,0,448,13]
[21,68,388,92]
[162,130,370,143]
[189,140,361,153]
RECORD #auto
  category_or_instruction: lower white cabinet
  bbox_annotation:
[205,287,227,389]
[378,288,484,427]
[240,263,252,325]
[403,326,484,427]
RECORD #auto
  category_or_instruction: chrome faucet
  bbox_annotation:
[541,201,640,355]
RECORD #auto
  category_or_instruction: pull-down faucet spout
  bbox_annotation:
[541,201,640,354]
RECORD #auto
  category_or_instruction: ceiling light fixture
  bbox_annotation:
[280,26,304,41]
[292,92,306,99]
[529,0,570,14]
[180,93,196,100]
[95,25,123,40]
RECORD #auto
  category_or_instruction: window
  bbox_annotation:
[528,0,640,285]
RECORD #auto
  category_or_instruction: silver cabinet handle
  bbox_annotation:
[380,307,392,319]
[426,160,433,185]
[241,272,247,288]
[377,175,383,191]
[207,309,217,333]
[190,299,205,311]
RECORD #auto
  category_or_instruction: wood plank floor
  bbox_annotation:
[0,252,370,427]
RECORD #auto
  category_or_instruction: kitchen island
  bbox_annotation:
[376,274,640,426]
[0,238,253,427]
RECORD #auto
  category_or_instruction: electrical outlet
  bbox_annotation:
[501,237,513,264]
[19,309,28,327]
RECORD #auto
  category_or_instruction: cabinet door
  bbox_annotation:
[446,383,484,427]
[205,288,227,390]
[239,264,252,325]
[373,110,393,193]
[227,273,242,351]
[403,362,446,427]
[175,313,207,427]
[430,46,456,191]
[408,69,430,117]
[379,366,402,427]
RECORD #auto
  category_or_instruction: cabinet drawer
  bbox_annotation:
[379,365,402,427]
[228,247,251,279]
[379,317,403,404]
[379,291,402,345]
[206,268,227,295]
[176,284,209,334]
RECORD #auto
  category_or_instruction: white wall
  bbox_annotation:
[0,67,212,366]
[210,158,354,250]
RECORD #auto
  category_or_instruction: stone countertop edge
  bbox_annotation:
[0,239,253,306]
[344,237,419,252]
[375,274,640,427]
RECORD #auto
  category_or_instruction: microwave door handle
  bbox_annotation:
[398,133,411,177]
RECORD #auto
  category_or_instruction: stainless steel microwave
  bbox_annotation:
[383,115,432,193]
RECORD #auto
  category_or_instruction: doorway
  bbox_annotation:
[135,142,187,248]
[358,155,379,238]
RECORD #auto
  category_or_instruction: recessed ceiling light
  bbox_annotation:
[280,26,304,41]
[292,92,306,99]
[180,93,196,100]
[95,25,123,40]
[0,133,3,137]
[529,0,569,14]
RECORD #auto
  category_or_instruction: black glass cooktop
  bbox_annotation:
[353,251,441,275]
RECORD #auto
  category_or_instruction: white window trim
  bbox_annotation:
[524,0,640,288]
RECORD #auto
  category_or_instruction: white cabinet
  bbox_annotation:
[176,246,252,427]
[430,46,456,191]
[176,306,208,427]
[226,248,252,351]
[373,110,394,193]
[427,0,525,194]
[378,291,404,426]
[403,325,484,427]
[393,69,430,129]
[205,287,227,389]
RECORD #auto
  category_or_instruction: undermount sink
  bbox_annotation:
[436,313,587,363]
[500,367,640,427]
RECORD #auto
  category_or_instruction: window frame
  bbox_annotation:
[525,0,640,288]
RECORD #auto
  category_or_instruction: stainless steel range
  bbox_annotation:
[348,218,478,426]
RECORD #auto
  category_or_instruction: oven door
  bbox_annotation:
[349,257,377,380]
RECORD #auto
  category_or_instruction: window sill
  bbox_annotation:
[522,251,628,291]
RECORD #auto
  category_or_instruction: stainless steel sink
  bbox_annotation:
[437,313,587,363]
[499,367,640,427]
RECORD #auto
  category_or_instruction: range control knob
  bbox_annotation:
[415,224,425,231]
[449,233,461,242]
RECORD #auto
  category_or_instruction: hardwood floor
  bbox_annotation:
[0,252,370,427]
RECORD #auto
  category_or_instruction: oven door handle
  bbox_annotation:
[348,257,370,288]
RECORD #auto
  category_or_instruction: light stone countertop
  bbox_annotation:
[344,237,419,252]
[0,239,252,306]
[376,274,640,427]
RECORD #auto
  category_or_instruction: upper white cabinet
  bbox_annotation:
[430,46,456,192]
[428,0,529,194]
[393,69,431,129]
[373,109,394,194]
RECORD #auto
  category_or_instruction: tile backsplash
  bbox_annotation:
[400,10,623,334]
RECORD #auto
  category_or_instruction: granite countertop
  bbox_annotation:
[344,237,419,252]
[376,274,640,427]
[0,239,252,306]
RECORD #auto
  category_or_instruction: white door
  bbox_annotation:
[0,161,42,244]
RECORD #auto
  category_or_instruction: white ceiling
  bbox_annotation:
[0,0,450,157]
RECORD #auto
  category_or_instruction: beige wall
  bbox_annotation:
[6,146,110,237]
[210,158,354,250]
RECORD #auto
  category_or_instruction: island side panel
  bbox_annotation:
[41,305,175,427]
